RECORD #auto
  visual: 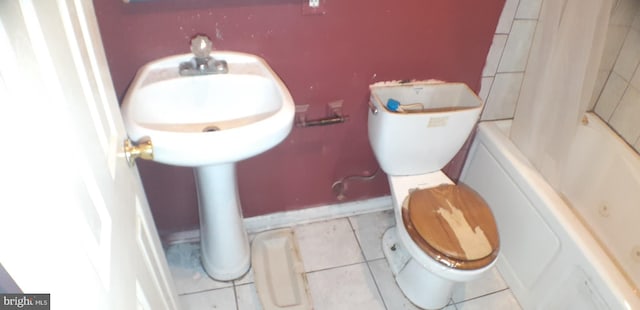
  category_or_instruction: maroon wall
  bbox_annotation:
[94,0,504,236]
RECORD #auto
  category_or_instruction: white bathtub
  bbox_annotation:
[461,112,639,309]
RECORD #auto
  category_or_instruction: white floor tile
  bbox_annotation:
[368,259,422,310]
[165,242,233,294]
[306,263,385,310]
[233,266,254,286]
[455,289,522,310]
[179,287,237,310]
[349,210,395,261]
[451,267,509,303]
[166,211,523,310]
[293,218,364,272]
[236,283,263,310]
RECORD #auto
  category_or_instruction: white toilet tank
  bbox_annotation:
[368,81,483,176]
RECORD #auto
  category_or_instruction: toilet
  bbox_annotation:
[367,81,500,309]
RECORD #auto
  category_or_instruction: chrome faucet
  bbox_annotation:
[179,35,228,76]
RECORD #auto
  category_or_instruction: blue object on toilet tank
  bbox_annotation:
[386,99,401,111]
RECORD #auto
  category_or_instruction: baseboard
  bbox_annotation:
[162,196,392,245]
[244,196,392,233]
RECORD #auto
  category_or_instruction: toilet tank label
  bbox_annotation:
[428,116,448,127]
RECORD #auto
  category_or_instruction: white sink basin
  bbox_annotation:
[121,51,294,167]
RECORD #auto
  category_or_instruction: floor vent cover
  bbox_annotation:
[251,228,312,310]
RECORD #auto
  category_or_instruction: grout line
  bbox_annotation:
[481,116,515,122]
[303,259,367,275]
[170,209,523,309]
[363,260,389,310]
[452,287,511,305]
[446,299,459,310]
[346,217,390,310]
[367,257,387,263]
[179,285,234,297]
[493,69,526,75]
[232,282,239,310]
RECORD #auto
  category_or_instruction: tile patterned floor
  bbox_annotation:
[165,210,522,310]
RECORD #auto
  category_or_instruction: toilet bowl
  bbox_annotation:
[367,81,500,309]
[383,172,499,309]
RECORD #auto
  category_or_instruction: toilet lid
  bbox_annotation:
[407,184,499,263]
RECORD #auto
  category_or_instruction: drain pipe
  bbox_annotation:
[332,167,380,201]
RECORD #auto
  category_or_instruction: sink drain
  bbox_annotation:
[202,125,220,132]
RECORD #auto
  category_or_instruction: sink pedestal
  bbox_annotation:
[194,163,250,281]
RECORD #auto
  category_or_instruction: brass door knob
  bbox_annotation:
[124,138,153,167]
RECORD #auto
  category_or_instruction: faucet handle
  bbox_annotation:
[190,35,213,59]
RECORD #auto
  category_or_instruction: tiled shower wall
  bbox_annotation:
[478,0,540,121]
[591,0,640,152]
[479,0,640,154]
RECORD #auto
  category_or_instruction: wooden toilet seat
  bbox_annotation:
[401,184,499,270]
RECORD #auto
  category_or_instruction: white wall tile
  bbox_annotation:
[613,29,640,81]
[496,0,520,34]
[631,61,640,90]
[611,0,640,26]
[294,218,364,272]
[632,9,640,31]
[594,72,627,120]
[515,0,542,19]
[481,72,524,120]
[485,0,640,145]
[306,263,385,310]
[601,25,629,71]
[483,34,508,77]
[498,20,537,72]
[589,70,610,110]
[480,77,495,104]
[609,86,640,143]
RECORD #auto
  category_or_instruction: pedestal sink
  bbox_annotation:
[121,51,294,280]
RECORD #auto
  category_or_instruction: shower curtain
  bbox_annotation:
[510,0,612,188]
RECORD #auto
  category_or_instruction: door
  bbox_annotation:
[0,1,180,309]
